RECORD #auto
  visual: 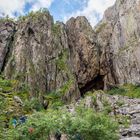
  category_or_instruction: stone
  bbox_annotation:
[120,137,140,140]
[66,16,100,93]
[0,20,15,71]
[13,96,23,105]
[4,11,80,102]
[96,0,140,87]
[61,134,68,140]
[1,0,140,102]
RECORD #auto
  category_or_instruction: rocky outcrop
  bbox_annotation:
[65,0,140,92]
[3,11,80,101]
[0,0,140,102]
[96,0,140,88]
[0,20,15,71]
[1,1,140,139]
[66,17,100,92]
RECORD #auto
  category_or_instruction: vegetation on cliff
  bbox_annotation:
[0,76,119,140]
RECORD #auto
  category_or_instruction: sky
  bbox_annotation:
[0,0,116,27]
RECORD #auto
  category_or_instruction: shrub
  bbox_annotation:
[23,98,43,112]
[95,22,107,33]
[7,107,119,140]
[107,87,126,95]
[107,84,140,98]
[18,8,49,22]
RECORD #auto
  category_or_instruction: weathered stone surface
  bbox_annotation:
[96,0,140,87]
[13,96,23,105]
[0,20,15,71]
[2,0,140,101]
[61,134,68,140]
[0,0,140,114]
[64,0,140,92]
[120,137,140,140]
[4,12,80,101]
[66,17,101,92]
[1,1,140,139]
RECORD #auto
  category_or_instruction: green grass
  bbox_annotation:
[106,84,140,98]
[0,76,30,135]
[52,23,61,35]
[1,76,139,140]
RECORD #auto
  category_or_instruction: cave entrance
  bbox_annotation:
[80,75,104,96]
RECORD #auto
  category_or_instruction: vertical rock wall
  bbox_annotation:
[1,0,140,100]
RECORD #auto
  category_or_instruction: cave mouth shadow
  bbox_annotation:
[79,75,104,96]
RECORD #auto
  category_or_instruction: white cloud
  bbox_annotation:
[0,0,116,27]
[0,0,25,17]
[0,0,53,17]
[31,0,53,11]
[64,0,116,27]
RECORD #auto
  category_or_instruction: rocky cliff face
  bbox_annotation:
[0,0,140,101]
[0,20,15,71]
[2,12,80,102]
[96,0,140,88]
[66,17,101,93]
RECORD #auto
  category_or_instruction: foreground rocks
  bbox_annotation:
[97,93,140,140]
[120,138,140,140]
[64,91,140,140]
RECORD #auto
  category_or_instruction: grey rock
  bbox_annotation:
[4,12,80,102]
[2,0,140,103]
[13,96,23,105]
[120,137,140,140]
[0,20,15,71]
[66,17,100,90]
[96,0,140,87]
[61,134,68,140]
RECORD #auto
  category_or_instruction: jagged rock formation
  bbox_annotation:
[1,1,140,139]
[2,12,80,102]
[96,0,140,88]
[66,17,100,93]
[0,20,15,71]
[0,0,140,101]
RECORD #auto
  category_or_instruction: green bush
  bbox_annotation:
[18,8,49,22]
[107,87,126,95]
[107,84,140,98]
[95,22,107,33]
[23,98,43,112]
[7,107,119,140]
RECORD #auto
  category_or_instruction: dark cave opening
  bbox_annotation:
[80,75,104,96]
[28,27,34,36]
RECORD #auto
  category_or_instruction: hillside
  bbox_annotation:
[0,0,140,139]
